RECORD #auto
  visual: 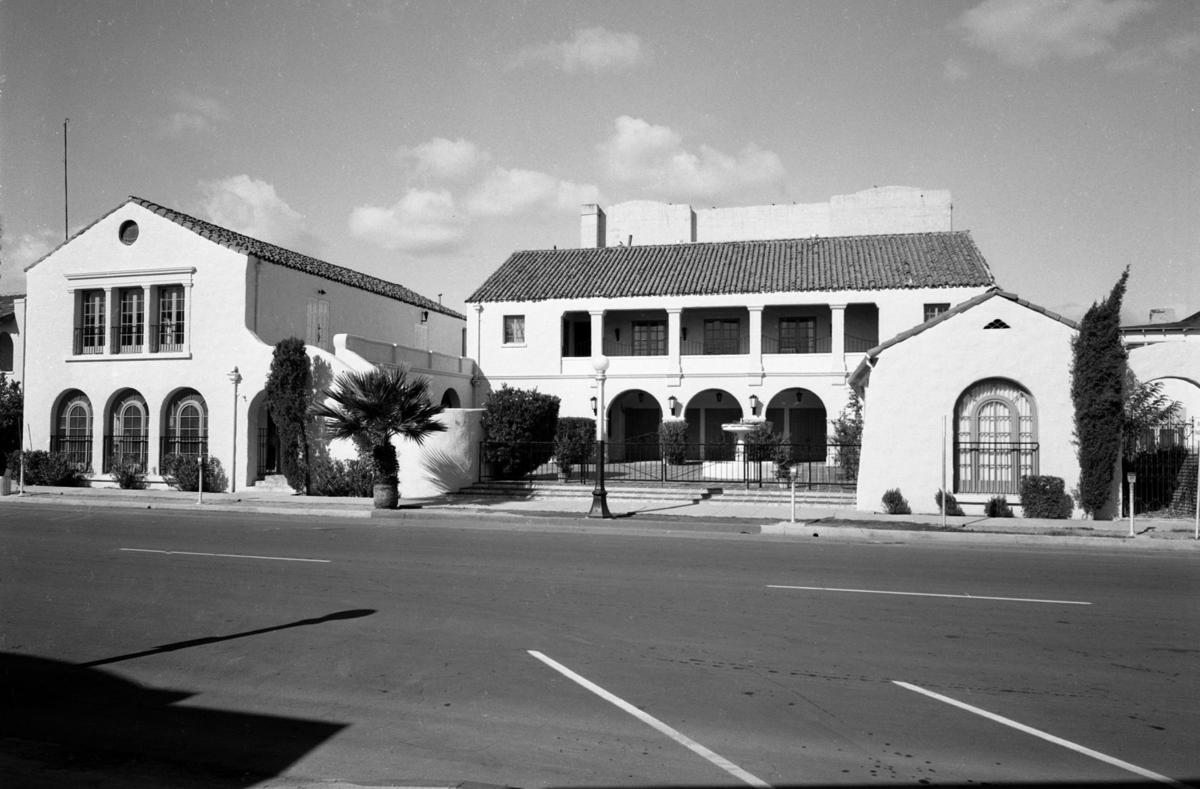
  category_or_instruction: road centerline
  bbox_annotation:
[528,650,772,788]
[767,585,1091,605]
[119,548,330,563]
[894,681,1187,787]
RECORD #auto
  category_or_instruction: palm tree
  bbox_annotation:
[312,366,446,508]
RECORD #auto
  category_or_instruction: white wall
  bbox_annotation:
[397,408,483,497]
[855,296,1080,516]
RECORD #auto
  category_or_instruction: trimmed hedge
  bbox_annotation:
[482,386,560,480]
[554,417,595,477]
[985,495,1014,518]
[659,420,688,465]
[935,489,964,516]
[162,454,229,493]
[5,450,88,486]
[1020,475,1073,519]
[882,488,911,515]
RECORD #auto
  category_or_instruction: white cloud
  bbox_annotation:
[394,137,488,182]
[511,27,645,74]
[160,91,230,136]
[599,116,787,202]
[198,175,322,254]
[466,168,600,217]
[956,0,1152,67]
[348,189,466,252]
[1109,30,1200,71]
[2,228,59,289]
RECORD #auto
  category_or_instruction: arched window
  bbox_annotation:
[107,391,148,472]
[440,388,461,408]
[0,332,12,372]
[955,379,1038,495]
[53,392,93,471]
[164,391,208,459]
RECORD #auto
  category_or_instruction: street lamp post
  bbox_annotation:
[228,366,242,493]
[588,355,612,518]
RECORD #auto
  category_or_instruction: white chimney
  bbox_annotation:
[580,204,606,248]
[1149,308,1177,324]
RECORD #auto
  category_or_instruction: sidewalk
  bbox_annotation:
[2,483,1197,548]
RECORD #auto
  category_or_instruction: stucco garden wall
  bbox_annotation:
[1127,341,1200,420]
[396,408,483,498]
[855,295,1080,516]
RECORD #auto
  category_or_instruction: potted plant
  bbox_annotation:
[312,366,446,509]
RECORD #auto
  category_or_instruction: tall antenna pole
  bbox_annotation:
[63,118,69,240]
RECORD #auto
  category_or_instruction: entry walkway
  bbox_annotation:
[2,483,1196,546]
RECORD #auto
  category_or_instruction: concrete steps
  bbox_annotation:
[454,480,855,507]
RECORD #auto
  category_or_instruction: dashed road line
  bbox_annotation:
[119,548,330,563]
[528,650,772,788]
[768,585,1091,605]
[894,681,1187,787]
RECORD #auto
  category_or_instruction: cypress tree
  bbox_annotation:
[1070,268,1129,518]
[265,337,312,494]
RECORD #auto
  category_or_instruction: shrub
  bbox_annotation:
[0,373,21,475]
[7,450,87,486]
[833,389,863,481]
[985,495,1014,518]
[659,420,688,465]
[481,385,560,479]
[771,442,794,481]
[554,417,595,478]
[109,458,146,490]
[266,337,314,494]
[882,488,911,515]
[934,489,965,516]
[1020,475,1073,519]
[744,421,780,462]
[309,457,373,497]
[162,454,229,493]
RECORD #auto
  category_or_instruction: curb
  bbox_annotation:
[761,521,1200,549]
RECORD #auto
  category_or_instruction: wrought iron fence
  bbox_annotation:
[73,327,106,355]
[1123,420,1197,517]
[159,436,208,461]
[479,440,859,489]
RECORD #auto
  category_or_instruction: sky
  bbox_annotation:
[0,0,1196,324]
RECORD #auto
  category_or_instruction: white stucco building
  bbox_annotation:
[1122,308,1200,423]
[467,189,995,464]
[851,289,1081,516]
[20,196,475,490]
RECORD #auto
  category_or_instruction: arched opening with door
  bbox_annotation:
[247,391,282,482]
[52,390,94,471]
[765,388,828,461]
[954,378,1038,495]
[105,389,149,472]
[683,389,742,460]
[606,389,662,461]
[0,332,13,373]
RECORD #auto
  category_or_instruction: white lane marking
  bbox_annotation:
[894,681,1187,788]
[528,650,772,788]
[767,585,1091,605]
[119,548,330,563]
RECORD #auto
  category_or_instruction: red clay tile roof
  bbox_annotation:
[467,231,994,303]
[0,295,21,321]
[25,197,463,320]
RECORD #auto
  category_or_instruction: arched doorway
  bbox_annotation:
[683,389,741,460]
[247,392,282,481]
[441,388,461,408]
[607,389,662,461]
[766,388,827,461]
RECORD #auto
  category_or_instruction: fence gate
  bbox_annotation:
[1122,419,1197,518]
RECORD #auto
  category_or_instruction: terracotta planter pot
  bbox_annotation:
[373,481,399,509]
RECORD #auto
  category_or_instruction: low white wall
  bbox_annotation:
[397,408,483,498]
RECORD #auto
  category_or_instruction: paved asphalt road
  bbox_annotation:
[1,503,1197,788]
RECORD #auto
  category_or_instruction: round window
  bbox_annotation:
[119,220,139,245]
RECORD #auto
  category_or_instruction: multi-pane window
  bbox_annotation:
[924,303,950,322]
[157,285,185,352]
[632,321,666,356]
[53,394,93,470]
[503,315,526,345]
[79,290,106,354]
[779,317,816,354]
[703,318,740,355]
[107,393,149,472]
[118,288,145,352]
[164,392,207,459]
[955,379,1037,495]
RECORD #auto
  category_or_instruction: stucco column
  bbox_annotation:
[140,285,151,353]
[830,304,847,366]
[589,309,605,357]
[748,306,763,360]
[667,308,682,383]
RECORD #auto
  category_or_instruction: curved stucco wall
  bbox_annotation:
[1127,342,1200,419]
